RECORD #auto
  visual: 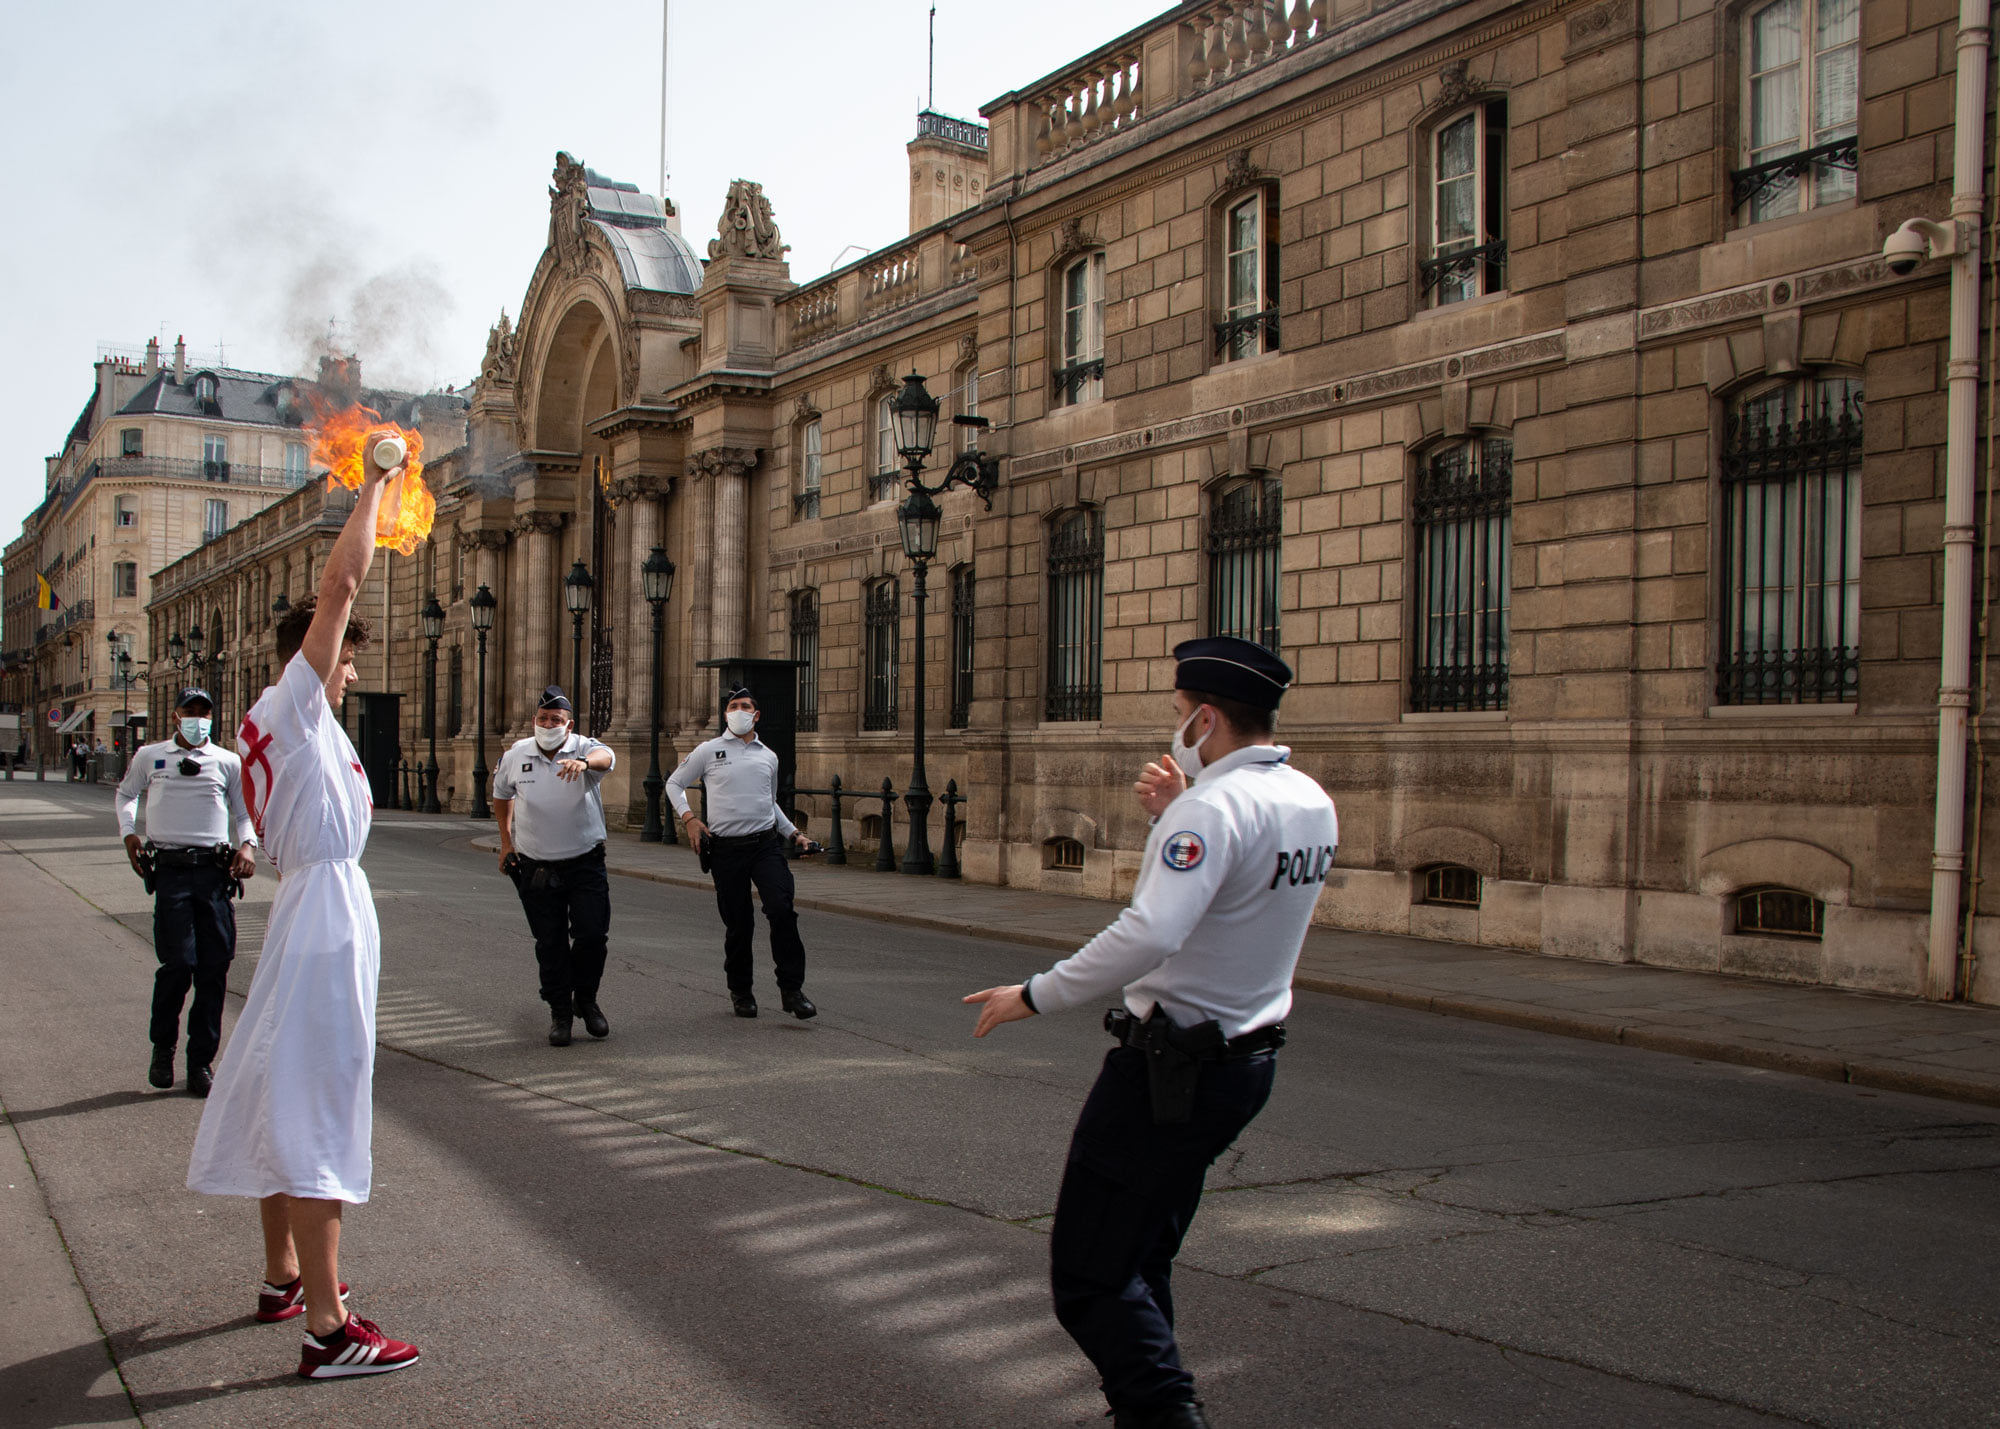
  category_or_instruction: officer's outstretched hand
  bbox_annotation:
[556,757,588,782]
[963,984,1036,1037]
[1135,753,1188,819]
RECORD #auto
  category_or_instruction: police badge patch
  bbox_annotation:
[1162,830,1205,870]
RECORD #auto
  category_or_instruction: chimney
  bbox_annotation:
[144,337,159,375]
[173,335,186,385]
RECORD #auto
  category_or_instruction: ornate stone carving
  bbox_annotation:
[707,180,787,261]
[458,526,512,553]
[1565,0,1641,58]
[792,392,820,424]
[550,151,594,279]
[869,363,895,397]
[1437,61,1478,112]
[686,446,760,479]
[604,471,675,507]
[1222,149,1261,192]
[480,310,517,386]
[957,332,980,365]
[622,326,641,402]
[512,511,568,537]
[1054,217,1096,259]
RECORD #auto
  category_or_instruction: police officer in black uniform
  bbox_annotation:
[666,686,818,1019]
[115,687,258,1096]
[966,639,1339,1429]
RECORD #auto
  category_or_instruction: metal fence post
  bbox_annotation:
[874,777,898,872]
[825,775,846,864]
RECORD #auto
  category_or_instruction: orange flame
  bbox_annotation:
[304,400,436,556]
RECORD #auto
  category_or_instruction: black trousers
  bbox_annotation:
[1050,1044,1277,1413]
[710,831,806,994]
[510,847,611,1012]
[149,862,236,1068]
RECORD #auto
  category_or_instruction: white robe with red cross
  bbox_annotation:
[187,652,379,1202]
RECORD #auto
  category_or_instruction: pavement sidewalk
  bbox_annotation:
[465,817,2000,1111]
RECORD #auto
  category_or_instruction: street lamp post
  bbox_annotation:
[421,591,445,813]
[887,371,1001,875]
[469,584,496,819]
[565,559,593,730]
[639,545,677,843]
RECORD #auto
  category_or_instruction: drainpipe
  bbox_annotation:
[1928,0,1992,1000]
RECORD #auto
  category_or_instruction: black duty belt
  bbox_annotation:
[147,843,232,869]
[708,829,778,849]
[1105,1007,1285,1126]
[517,842,605,871]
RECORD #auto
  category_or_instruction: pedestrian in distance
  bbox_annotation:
[70,736,87,781]
[114,687,256,1097]
[183,432,420,1380]
[667,686,819,1019]
[492,686,617,1047]
[964,637,1339,1429]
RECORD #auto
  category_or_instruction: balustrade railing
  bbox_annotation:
[779,228,979,353]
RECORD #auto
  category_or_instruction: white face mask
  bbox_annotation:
[726,708,757,737]
[179,716,212,746]
[533,722,570,752]
[1170,706,1214,780]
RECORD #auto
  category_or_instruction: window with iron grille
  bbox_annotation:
[1734,0,1858,224]
[1054,253,1105,406]
[1046,510,1104,721]
[1718,377,1861,705]
[1424,104,1507,307]
[863,579,899,730]
[791,589,821,732]
[448,646,463,737]
[1045,837,1085,871]
[796,419,822,520]
[1411,438,1511,712]
[1207,477,1281,651]
[871,397,899,502]
[201,434,229,482]
[1217,192,1279,361]
[1734,885,1825,938]
[950,564,974,728]
[1420,864,1483,907]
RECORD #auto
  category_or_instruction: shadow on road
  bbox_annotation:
[0,1340,134,1429]
[5,1091,160,1126]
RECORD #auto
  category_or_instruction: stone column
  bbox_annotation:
[461,527,510,738]
[510,512,564,733]
[690,446,759,665]
[605,471,673,738]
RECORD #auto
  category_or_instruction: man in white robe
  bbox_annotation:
[185,438,421,1380]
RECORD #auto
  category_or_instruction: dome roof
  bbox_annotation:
[583,170,702,295]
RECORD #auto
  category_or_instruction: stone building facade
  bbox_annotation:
[137,0,1994,1004]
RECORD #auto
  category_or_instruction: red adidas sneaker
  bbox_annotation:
[297,1316,421,1379]
[256,1277,350,1323]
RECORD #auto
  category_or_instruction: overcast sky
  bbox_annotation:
[0,0,1167,532]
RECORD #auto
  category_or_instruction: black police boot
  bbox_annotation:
[780,989,817,1020]
[186,1063,213,1098]
[548,1011,574,1046]
[148,1045,175,1090]
[731,992,758,1018]
[577,1001,609,1039]
[1114,1402,1212,1429]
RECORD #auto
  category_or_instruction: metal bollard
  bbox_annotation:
[874,777,898,872]
[824,775,847,865]
[937,779,963,879]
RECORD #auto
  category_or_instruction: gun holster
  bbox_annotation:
[135,848,157,896]
[1107,1007,1227,1125]
[698,833,714,874]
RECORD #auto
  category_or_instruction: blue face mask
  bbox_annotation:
[179,716,212,746]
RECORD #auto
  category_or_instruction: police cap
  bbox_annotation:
[1172,638,1291,712]
[537,685,573,713]
[174,687,214,712]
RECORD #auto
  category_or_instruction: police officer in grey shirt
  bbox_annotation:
[666,686,817,1019]
[492,686,616,1047]
[115,687,257,1096]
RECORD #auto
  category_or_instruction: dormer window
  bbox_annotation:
[193,374,220,411]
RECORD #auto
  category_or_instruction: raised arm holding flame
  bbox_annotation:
[304,401,436,555]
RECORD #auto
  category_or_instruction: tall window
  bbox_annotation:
[201,434,229,481]
[284,441,310,487]
[872,397,899,502]
[448,647,463,736]
[1424,104,1507,307]
[203,498,228,542]
[1217,193,1279,361]
[120,427,143,457]
[115,495,137,528]
[1054,253,1105,406]
[863,579,900,730]
[1735,0,1859,223]
[194,374,219,409]
[791,589,821,732]
[112,562,138,599]
[950,564,975,728]
[1411,438,1512,712]
[1719,377,1862,705]
[1046,510,1104,721]
[957,364,981,451]
[797,418,823,519]
[1207,477,1282,651]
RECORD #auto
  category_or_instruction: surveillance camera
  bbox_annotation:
[1882,217,1960,277]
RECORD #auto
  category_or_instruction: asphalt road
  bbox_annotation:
[4,779,2000,1428]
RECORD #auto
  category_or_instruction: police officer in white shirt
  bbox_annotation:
[965,638,1338,1429]
[666,686,817,1019]
[493,686,617,1047]
[115,687,257,1097]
